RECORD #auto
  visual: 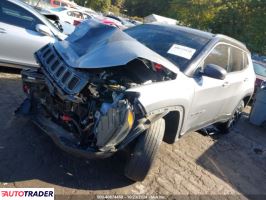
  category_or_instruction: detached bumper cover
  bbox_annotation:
[34,114,114,159]
[16,100,114,159]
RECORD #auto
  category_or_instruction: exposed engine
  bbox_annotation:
[20,57,175,152]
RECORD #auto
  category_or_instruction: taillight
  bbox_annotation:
[151,63,164,72]
[61,114,72,122]
[154,63,163,71]
[255,78,263,87]
[23,84,30,94]
[73,20,81,26]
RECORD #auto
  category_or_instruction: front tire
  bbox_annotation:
[216,100,245,134]
[124,118,165,182]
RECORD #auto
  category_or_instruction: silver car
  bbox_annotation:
[17,20,255,181]
[0,0,66,68]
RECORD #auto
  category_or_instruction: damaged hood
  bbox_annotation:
[53,19,179,74]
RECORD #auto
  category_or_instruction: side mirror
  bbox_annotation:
[36,24,53,37]
[202,64,227,80]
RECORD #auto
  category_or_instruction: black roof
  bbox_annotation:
[147,23,248,52]
[147,23,215,40]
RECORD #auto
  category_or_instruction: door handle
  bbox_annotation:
[222,81,230,87]
[244,78,249,82]
[0,28,6,34]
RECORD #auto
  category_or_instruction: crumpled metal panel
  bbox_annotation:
[96,100,131,152]
[53,19,179,74]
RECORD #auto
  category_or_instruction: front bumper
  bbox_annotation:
[16,101,114,159]
[34,114,114,159]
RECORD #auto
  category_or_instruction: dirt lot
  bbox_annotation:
[0,68,266,199]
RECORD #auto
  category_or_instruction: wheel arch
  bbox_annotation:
[243,95,252,106]
[162,106,184,144]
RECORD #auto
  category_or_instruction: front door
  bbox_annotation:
[186,44,231,131]
[0,1,53,67]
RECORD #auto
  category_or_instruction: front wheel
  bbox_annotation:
[216,100,245,134]
[124,118,165,182]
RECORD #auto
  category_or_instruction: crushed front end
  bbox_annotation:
[16,22,177,158]
[16,47,137,158]
[16,46,174,158]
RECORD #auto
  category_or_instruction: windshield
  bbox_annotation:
[125,24,211,71]
[32,7,64,34]
[121,19,134,27]
[253,62,266,77]
[17,0,63,36]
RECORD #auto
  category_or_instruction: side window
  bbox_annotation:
[61,3,68,7]
[229,47,244,72]
[83,14,91,19]
[0,1,41,31]
[67,11,73,16]
[73,11,83,19]
[243,52,249,69]
[53,0,60,6]
[203,44,230,71]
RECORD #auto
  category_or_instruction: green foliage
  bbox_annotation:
[112,0,125,8]
[124,0,170,17]
[74,0,86,7]
[210,0,266,54]
[123,0,266,54]
[75,0,265,54]
[110,0,125,14]
[85,0,111,13]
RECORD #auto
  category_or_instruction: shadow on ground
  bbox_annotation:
[0,73,133,190]
[196,112,266,198]
[1,68,266,195]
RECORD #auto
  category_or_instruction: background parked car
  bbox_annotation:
[49,0,77,8]
[0,0,66,68]
[75,15,127,29]
[106,15,135,28]
[100,16,127,29]
[49,7,92,25]
[253,60,266,90]
[40,12,75,34]
[252,54,266,64]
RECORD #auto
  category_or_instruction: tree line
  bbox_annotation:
[75,0,266,55]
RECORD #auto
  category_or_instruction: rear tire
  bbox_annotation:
[216,100,244,134]
[124,118,165,182]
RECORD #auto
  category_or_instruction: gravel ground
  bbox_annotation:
[0,68,266,200]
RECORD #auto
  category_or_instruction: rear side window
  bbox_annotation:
[67,11,73,16]
[243,52,249,69]
[229,47,244,72]
[0,1,41,31]
[53,0,60,6]
[204,44,230,71]
[83,14,91,19]
[61,3,68,7]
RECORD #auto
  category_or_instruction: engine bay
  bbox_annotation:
[20,55,175,152]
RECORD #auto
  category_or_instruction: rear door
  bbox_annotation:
[218,46,249,116]
[0,1,54,67]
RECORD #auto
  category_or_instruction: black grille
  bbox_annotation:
[56,66,65,78]
[68,76,79,90]
[36,44,88,95]
[61,71,70,84]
